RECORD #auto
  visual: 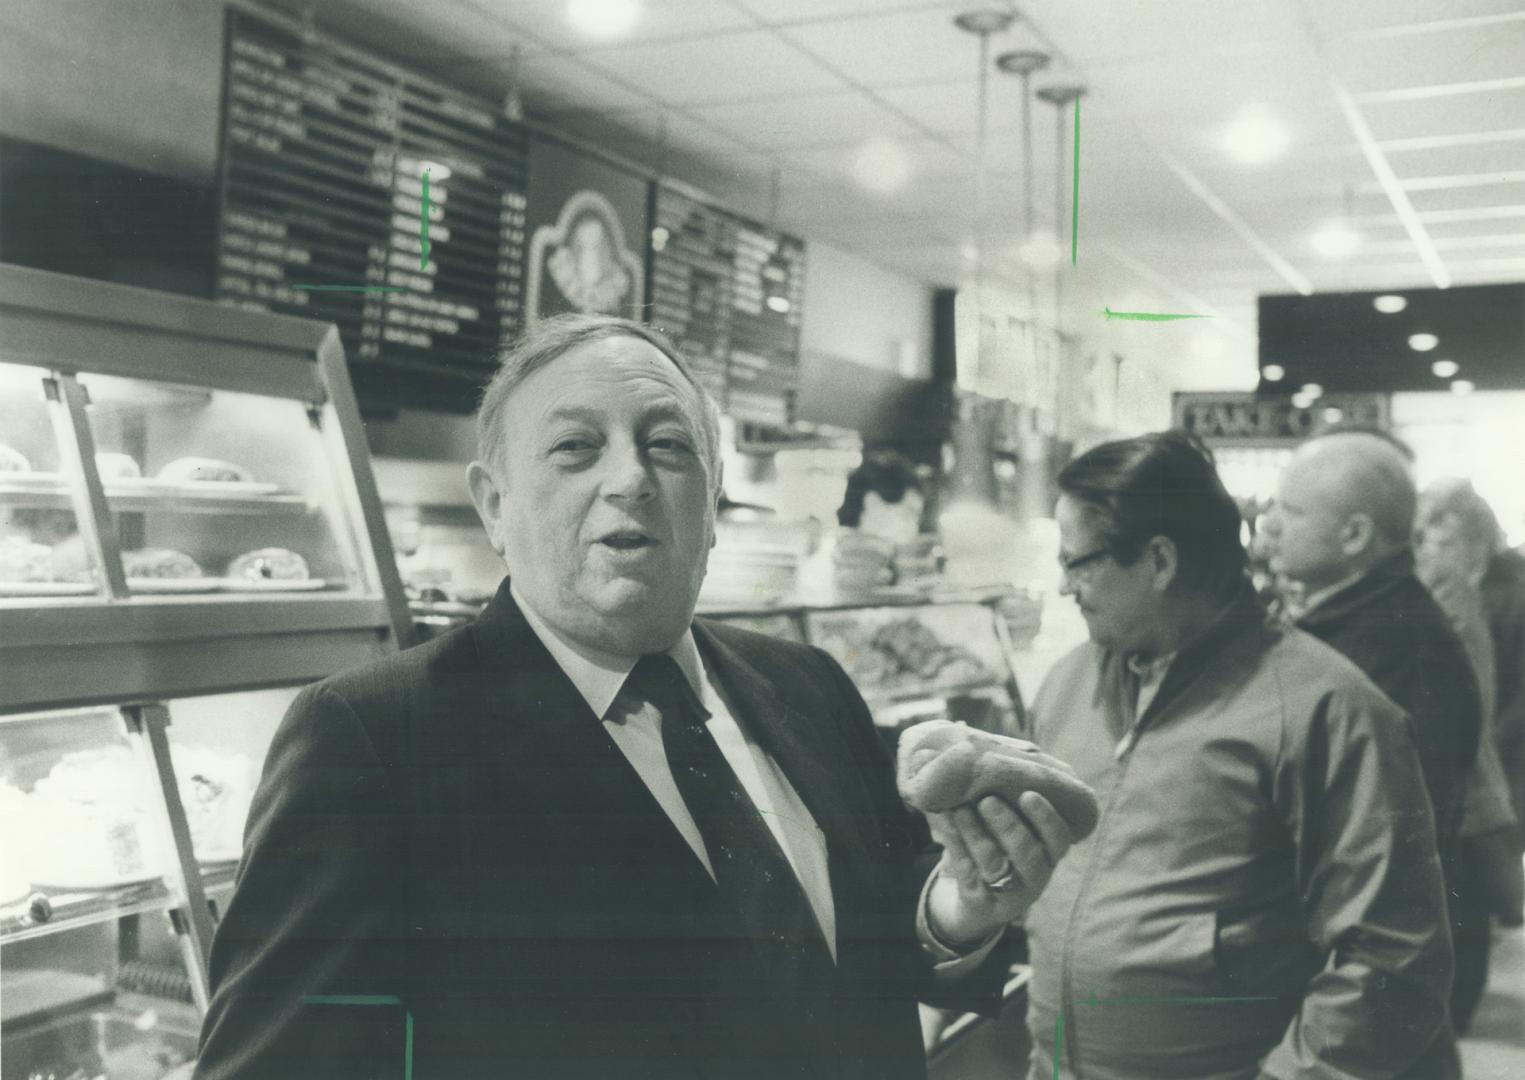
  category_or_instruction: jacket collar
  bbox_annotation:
[506,580,706,721]
[1295,550,1415,631]
[468,579,865,895]
[1117,582,1272,729]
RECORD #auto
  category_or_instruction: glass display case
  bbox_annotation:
[705,589,1028,751]
[0,264,413,712]
[1,265,410,1077]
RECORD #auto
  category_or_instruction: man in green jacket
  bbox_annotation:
[1024,430,1454,1080]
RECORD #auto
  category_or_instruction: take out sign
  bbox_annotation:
[1173,392,1389,446]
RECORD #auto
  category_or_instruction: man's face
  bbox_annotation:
[1055,494,1160,654]
[468,335,717,657]
[1263,456,1348,591]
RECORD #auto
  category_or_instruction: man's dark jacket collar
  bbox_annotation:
[1295,550,1416,632]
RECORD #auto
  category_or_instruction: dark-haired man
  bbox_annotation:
[1024,430,1454,1080]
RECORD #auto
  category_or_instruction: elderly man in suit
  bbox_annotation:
[193,314,1071,1080]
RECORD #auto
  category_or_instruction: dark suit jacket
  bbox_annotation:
[194,581,1008,1080]
[1296,551,1482,862]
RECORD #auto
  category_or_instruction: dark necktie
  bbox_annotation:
[622,654,838,1075]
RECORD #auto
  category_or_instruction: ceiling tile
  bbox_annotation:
[1332,22,1525,94]
[1019,0,1303,64]
[579,30,846,104]
[688,91,925,150]
[518,53,659,111]
[1360,84,1525,140]
[780,8,1052,89]
[1311,0,1525,36]
[734,0,970,27]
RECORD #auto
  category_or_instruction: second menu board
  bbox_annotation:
[214,8,529,411]
[649,187,806,427]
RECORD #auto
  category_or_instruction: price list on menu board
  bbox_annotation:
[214,8,528,408]
[649,187,806,426]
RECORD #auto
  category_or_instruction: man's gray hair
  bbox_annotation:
[1420,478,1502,554]
[475,314,723,490]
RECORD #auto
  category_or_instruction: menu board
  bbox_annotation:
[648,187,805,426]
[214,8,529,411]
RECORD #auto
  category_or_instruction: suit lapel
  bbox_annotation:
[692,622,873,893]
[467,583,717,894]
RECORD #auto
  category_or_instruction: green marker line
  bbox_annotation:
[1053,1012,1064,1079]
[404,1007,415,1080]
[291,284,405,293]
[1103,307,1213,322]
[420,167,431,270]
[302,994,413,1077]
[1071,95,1080,266]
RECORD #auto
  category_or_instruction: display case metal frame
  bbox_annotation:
[0,264,414,713]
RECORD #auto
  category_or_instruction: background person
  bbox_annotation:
[1024,430,1452,1080]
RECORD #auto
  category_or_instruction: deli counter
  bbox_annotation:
[0,266,411,1079]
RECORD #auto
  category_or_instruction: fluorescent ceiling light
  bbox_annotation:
[1291,391,1314,409]
[1408,333,1439,352]
[567,0,641,40]
[1311,221,1363,259]
[1300,383,1323,398]
[766,296,791,314]
[1262,363,1285,382]
[1451,379,1475,395]
[1373,294,1407,314]
[851,137,913,193]
[1431,359,1459,378]
[1223,105,1289,165]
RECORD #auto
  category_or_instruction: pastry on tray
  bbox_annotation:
[95,452,142,480]
[29,746,164,886]
[157,457,253,484]
[896,719,1100,840]
[0,537,54,583]
[0,443,31,472]
[123,548,205,579]
[227,547,309,582]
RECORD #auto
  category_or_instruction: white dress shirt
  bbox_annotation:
[510,585,1002,976]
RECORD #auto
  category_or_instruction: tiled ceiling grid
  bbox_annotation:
[330,0,1525,346]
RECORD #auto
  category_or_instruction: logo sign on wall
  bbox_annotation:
[527,190,642,322]
[524,136,647,326]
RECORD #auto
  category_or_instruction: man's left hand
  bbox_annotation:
[925,790,1073,947]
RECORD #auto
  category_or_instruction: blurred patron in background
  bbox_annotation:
[1024,430,1452,1080]
[1416,480,1525,950]
[830,450,938,594]
[1264,433,1481,1063]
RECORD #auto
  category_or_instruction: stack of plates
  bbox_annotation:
[701,548,799,607]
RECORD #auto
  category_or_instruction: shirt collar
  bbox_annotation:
[1124,650,1175,684]
[1297,567,1376,618]
[509,581,706,721]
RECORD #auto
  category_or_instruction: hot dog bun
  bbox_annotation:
[897,720,1099,840]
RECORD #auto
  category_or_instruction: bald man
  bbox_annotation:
[1264,432,1481,1072]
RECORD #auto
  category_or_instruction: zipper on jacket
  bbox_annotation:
[1055,731,1143,1076]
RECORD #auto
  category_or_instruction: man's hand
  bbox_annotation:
[925,790,1073,947]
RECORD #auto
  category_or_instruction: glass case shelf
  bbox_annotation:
[0,477,313,516]
[0,880,178,946]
